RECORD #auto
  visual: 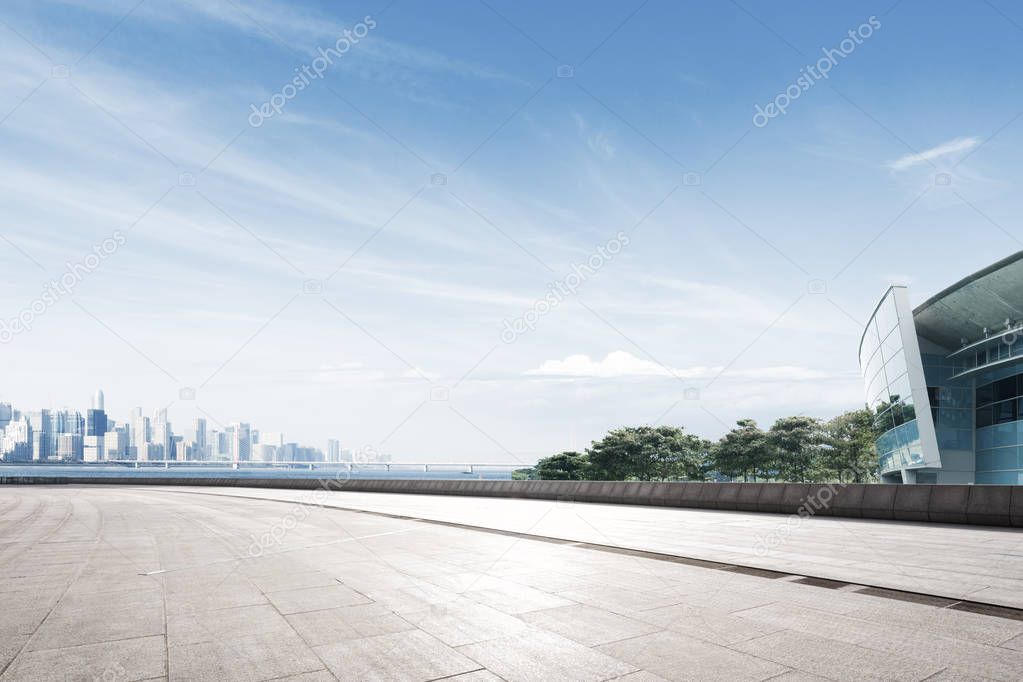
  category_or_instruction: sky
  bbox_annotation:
[2,0,1023,464]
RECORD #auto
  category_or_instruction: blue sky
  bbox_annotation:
[2,0,1022,462]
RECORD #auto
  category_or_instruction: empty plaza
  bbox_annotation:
[0,486,1021,681]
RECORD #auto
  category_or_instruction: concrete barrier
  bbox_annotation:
[893,485,932,522]
[928,486,970,524]
[574,481,601,503]
[735,483,762,512]
[757,484,786,514]
[3,476,1020,528]
[781,484,811,515]
[1006,488,1023,531]
[697,483,721,509]
[830,484,865,518]
[650,482,674,506]
[677,482,704,508]
[715,483,742,511]
[860,485,897,520]
[1012,487,1023,528]
[967,485,1013,526]
[802,484,834,516]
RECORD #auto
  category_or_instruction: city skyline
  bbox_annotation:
[0,388,362,464]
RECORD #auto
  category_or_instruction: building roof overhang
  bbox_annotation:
[912,250,1023,351]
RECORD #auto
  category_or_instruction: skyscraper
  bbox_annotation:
[86,388,108,461]
[194,417,207,453]
[152,408,172,460]
[327,439,340,463]
[231,423,250,463]
[1,417,32,462]
[56,433,82,461]
[29,409,51,461]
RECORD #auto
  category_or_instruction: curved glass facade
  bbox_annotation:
[859,289,926,475]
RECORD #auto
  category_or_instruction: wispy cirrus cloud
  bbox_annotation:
[886,136,978,170]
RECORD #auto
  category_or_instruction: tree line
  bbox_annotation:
[517,409,877,483]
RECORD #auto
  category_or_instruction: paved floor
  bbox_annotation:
[0,487,1020,681]
[175,486,1023,609]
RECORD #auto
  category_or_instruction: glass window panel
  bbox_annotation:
[874,294,899,337]
[977,425,994,449]
[976,447,1019,471]
[902,396,916,422]
[864,353,883,387]
[884,350,907,384]
[874,409,895,434]
[936,427,972,450]
[937,408,971,429]
[995,376,1019,402]
[877,428,898,454]
[994,399,1017,424]
[879,327,903,364]
[992,421,1018,447]
[977,406,994,428]
[889,372,912,405]
[891,403,905,427]
[977,382,994,406]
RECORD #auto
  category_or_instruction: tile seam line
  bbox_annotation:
[130,487,1023,622]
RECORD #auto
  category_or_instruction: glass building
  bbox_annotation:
[859,253,1023,484]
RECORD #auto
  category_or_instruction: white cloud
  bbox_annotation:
[887,136,978,170]
[527,351,716,379]
[525,351,833,381]
[404,369,440,381]
[586,132,616,160]
[572,113,616,160]
[317,362,364,373]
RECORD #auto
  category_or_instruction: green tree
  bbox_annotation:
[587,426,709,481]
[711,419,771,481]
[533,451,590,480]
[512,467,536,480]
[822,408,878,482]
[767,416,825,482]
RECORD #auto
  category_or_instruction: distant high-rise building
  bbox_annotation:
[107,426,129,459]
[327,439,340,462]
[56,433,82,461]
[83,435,105,462]
[0,403,13,432]
[28,410,51,460]
[131,410,150,449]
[1,417,32,461]
[231,423,250,462]
[153,409,172,461]
[137,442,155,461]
[194,418,207,451]
[86,388,108,464]
[53,410,84,459]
